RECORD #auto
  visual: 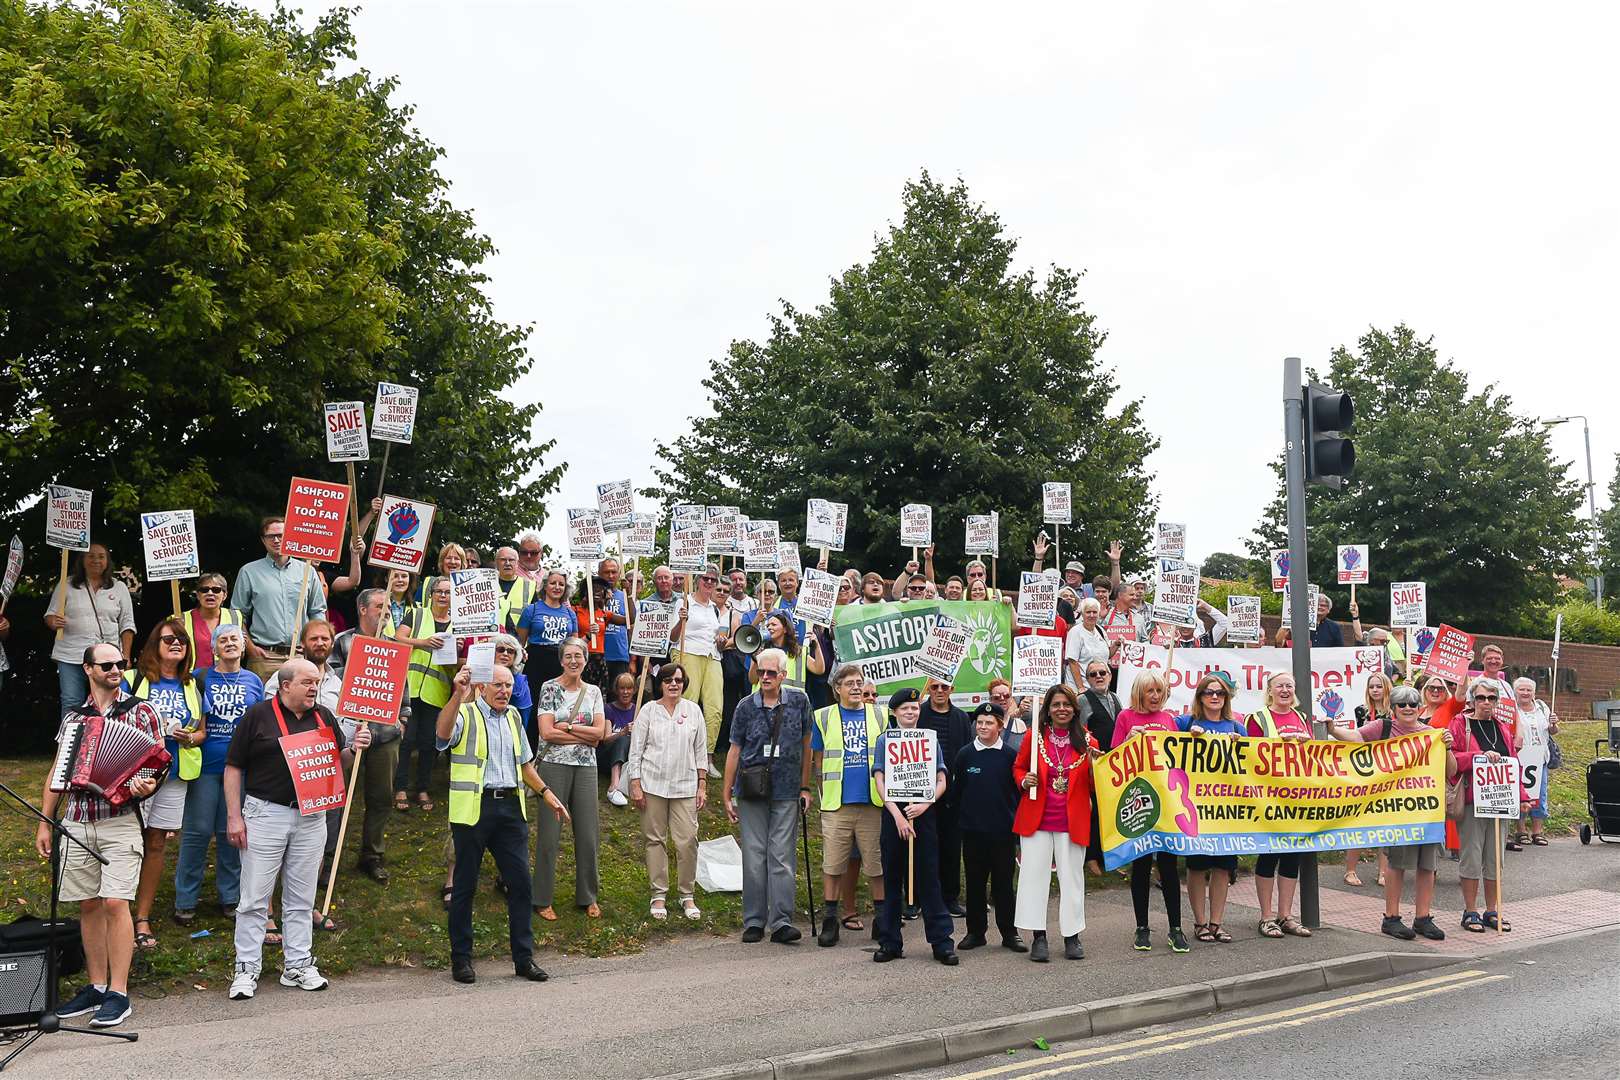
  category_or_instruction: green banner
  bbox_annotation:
[832,600,1011,707]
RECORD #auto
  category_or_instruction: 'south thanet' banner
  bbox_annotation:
[1093,729,1447,870]
[1117,644,1387,728]
[832,600,1010,708]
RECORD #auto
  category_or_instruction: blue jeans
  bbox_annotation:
[175,772,241,910]
[57,660,89,720]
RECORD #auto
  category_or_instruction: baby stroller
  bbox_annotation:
[1578,720,1620,845]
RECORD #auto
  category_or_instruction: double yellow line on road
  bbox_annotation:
[950,968,1508,1079]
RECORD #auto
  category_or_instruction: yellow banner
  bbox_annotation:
[1093,730,1446,870]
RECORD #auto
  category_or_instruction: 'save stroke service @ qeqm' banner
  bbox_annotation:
[1093,729,1447,871]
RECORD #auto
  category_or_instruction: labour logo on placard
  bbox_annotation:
[1117,778,1161,839]
[961,605,1008,678]
[386,502,421,545]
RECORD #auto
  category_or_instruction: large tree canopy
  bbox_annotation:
[1249,325,1586,634]
[1598,452,1619,605]
[653,174,1158,579]
[0,0,559,573]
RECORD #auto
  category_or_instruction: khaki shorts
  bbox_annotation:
[1457,813,1507,881]
[821,803,883,877]
[57,813,143,902]
[1385,842,1439,873]
[143,777,187,832]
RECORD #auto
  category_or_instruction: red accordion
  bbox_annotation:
[49,713,171,810]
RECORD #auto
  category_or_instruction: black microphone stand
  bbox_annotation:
[0,779,139,1072]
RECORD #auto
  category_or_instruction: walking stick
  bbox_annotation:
[800,803,818,937]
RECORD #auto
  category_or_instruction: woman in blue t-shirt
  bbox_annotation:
[517,570,577,688]
[1175,673,1245,945]
[175,624,264,922]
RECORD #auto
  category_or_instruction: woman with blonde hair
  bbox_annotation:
[413,542,468,604]
[1247,671,1314,938]
[1113,671,1189,953]
[1335,672,1394,888]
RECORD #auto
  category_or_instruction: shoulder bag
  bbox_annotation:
[739,697,786,801]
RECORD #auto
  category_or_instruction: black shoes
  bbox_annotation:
[1030,934,1049,962]
[902,904,920,921]
[1002,934,1028,953]
[741,926,765,943]
[817,917,839,948]
[934,949,959,966]
[1168,927,1190,954]
[515,960,549,981]
[452,958,476,984]
[1134,927,1152,951]
[1381,915,1417,941]
[873,947,902,963]
[958,933,988,950]
[1412,915,1446,941]
[946,901,967,918]
[1064,934,1085,960]
[770,925,802,944]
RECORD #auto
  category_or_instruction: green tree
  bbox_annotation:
[1249,325,1586,634]
[652,174,1158,579]
[1201,551,1261,583]
[1598,453,1619,606]
[0,0,558,575]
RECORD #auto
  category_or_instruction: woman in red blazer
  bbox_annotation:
[1012,684,1099,962]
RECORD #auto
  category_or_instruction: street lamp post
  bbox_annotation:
[1543,415,1601,604]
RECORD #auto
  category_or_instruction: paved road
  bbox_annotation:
[899,930,1620,1080]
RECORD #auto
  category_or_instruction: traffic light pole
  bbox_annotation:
[1282,355,1320,928]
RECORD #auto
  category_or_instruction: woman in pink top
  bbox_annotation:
[1247,672,1314,939]
[1114,671,1189,954]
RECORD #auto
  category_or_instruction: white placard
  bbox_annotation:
[1390,581,1427,629]
[1471,758,1522,819]
[368,496,436,574]
[1337,544,1370,585]
[1155,522,1186,559]
[372,382,419,443]
[913,614,971,683]
[1282,581,1321,631]
[623,512,659,557]
[567,508,605,561]
[449,568,500,635]
[670,523,707,573]
[744,520,782,571]
[806,498,848,552]
[900,504,932,547]
[1552,612,1563,661]
[630,599,675,658]
[1,535,22,603]
[323,401,369,462]
[1042,482,1072,525]
[705,506,740,555]
[46,485,92,551]
[881,728,938,803]
[964,513,999,557]
[140,510,199,582]
[1151,569,1200,628]
[1270,548,1289,592]
[1011,635,1063,695]
[778,542,802,576]
[596,480,634,532]
[1015,571,1057,630]
[1226,594,1262,645]
[672,503,706,530]
[465,641,496,685]
[796,568,841,628]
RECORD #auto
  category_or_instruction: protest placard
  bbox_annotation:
[567,508,605,561]
[368,496,435,573]
[140,510,198,582]
[1226,594,1262,644]
[334,637,410,726]
[900,503,932,547]
[778,542,802,576]
[743,520,781,571]
[704,506,740,555]
[964,513,998,557]
[1,535,22,606]
[449,568,500,636]
[881,728,937,802]
[1011,636,1062,695]
[794,568,839,628]
[1407,626,1438,670]
[371,382,419,443]
[1390,581,1427,629]
[1270,549,1289,593]
[323,401,369,462]
[1015,571,1057,630]
[670,521,707,573]
[283,477,350,563]
[1155,522,1186,559]
[280,726,346,816]
[806,498,847,552]
[1118,642,1384,726]
[46,485,92,551]
[1151,569,1200,628]
[672,503,705,529]
[465,641,496,686]
[1042,482,1072,525]
[1337,544,1369,585]
[630,599,676,658]
[596,480,634,531]
[1471,758,1522,819]
[623,512,659,556]
[1424,624,1475,685]
[913,614,971,683]
[1281,581,1320,631]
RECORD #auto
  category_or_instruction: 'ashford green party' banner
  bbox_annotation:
[833,600,1011,707]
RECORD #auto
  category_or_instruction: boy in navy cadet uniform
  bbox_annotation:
[950,702,1025,952]
[872,688,958,965]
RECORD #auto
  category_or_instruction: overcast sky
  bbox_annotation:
[270,1,1618,569]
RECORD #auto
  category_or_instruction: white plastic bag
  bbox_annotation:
[696,835,744,893]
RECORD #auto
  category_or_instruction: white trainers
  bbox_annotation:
[607,788,628,807]
[229,965,259,1000]
[279,965,329,991]
[706,764,723,779]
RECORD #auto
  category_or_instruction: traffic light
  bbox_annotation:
[1303,384,1354,485]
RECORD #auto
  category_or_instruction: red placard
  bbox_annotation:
[334,637,410,726]
[1105,623,1138,644]
[1423,624,1475,685]
[282,476,351,563]
[279,728,346,816]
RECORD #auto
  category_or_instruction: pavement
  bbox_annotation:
[6,836,1616,1079]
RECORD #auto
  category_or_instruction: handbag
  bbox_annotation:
[739,697,786,802]
[1444,721,1471,821]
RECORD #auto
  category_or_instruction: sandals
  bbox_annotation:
[394,792,410,812]
[1461,910,1485,933]
[1278,916,1312,937]
[650,900,668,921]
[313,913,339,932]
[416,794,435,813]
[1211,923,1233,943]
[1343,871,1364,887]
[841,914,865,933]
[585,903,602,918]
[1194,923,1216,943]
[681,898,701,921]
[534,906,559,921]
[1482,910,1511,932]
[1531,835,1549,846]
[134,918,158,950]
[264,919,282,946]
[1258,919,1284,939]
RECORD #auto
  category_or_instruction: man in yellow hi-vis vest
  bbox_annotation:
[809,663,888,947]
[436,664,569,986]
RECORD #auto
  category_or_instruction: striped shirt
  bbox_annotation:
[55,691,166,823]
[625,698,709,799]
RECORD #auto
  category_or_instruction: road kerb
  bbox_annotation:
[1207,960,1328,1010]
[1086,982,1219,1036]
[770,1030,947,1080]
[941,1004,1094,1063]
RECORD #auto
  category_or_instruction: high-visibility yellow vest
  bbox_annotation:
[447,701,527,826]
[123,673,203,780]
[498,576,538,633]
[814,703,885,810]
[782,648,809,693]
[405,607,454,708]
[184,607,244,644]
